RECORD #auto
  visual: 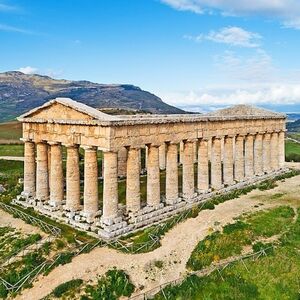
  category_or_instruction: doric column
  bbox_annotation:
[179,141,184,164]
[83,146,99,217]
[223,136,234,185]
[159,143,166,170]
[23,140,36,197]
[197,139,209,192]
[117,147,127,177]
[147,144,160,207]
[234,135,244,181]
[102,151,118,222]
[254,133,263,175]
[182,140,195,199]
[263,133,271,173]
[166,142,178,204]
[245,134,254,179]
[193,141,198,163]
[211,137,222,190]
[49,143,64,206]
[126,147,141,212]
[278,131,285,169]
[270,132,279,171]
[47,145,51,187]
[65,145,81,211]
[36,141,49,201]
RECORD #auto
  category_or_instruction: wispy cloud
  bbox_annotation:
[161,0,300,29]
[185,26,261,48]
[0,23,33,34]
[17,66,38,74]
[0,2,17,12]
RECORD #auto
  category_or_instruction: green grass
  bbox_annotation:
[186,206,294,271]
[0,144,24,157]
[52,279,83,298]
[154,208,300,300]
[285,140,300,162]
[84,269,135,300]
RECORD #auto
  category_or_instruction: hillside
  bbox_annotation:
[287,119,300,132]
[0,71,184,122]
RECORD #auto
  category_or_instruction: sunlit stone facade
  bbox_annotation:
[17,98,286,239]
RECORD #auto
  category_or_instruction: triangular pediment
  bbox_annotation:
[18,97,118,122]
[207,105,285,118]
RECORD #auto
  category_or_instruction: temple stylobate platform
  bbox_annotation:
[16,97,286,239]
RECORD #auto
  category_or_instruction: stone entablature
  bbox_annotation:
[17,98,286,239]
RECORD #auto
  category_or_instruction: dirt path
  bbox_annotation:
[0,208,44,236]
[0,156,24,161]
[15,166,300,300]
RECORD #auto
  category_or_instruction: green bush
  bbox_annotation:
[52,279,83,298]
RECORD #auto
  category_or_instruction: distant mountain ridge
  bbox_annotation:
[0,71,184,122]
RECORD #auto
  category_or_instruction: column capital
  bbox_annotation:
[224,134,235,139]
[48,141,61,146]
[34,139,48,144]
[63,143,79,148]
[81,145,97,151]
[20,138,33,143]
[146,143,160,148]
[166,141,178,145]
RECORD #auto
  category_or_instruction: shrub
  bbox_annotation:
[52,279,83,298]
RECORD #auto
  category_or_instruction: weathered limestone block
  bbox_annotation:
[234,135,244,181]
[278,131,285,168]
[23,141,36,197]
[182,141,195,199]
[66,145,81,211]
[197,139,209,191]
[49,143,64,206]
[263,133,271,173]
[83,146,99,216]
[245,134,254,178]
[102,151,118,221]
[147,145,160,207]
[159,143,166,170]
[166,143,178,204]
[211,137,222,190]
[223,136,234,185]
[126,147,141,212]
[254,133,263,175]
[117,147,127,177]
[270,132,279,171]
[36,142,49,201]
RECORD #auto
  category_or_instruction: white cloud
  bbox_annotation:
[17,66,38,74]
[0,2,17,12]
[185,26,261,47]
[159,84,300,112]
[0,23,32,34]
[161,0,300,29]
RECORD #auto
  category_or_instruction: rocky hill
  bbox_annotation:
[0,71,184,122]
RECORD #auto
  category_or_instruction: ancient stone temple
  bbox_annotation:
[17,98,286,239]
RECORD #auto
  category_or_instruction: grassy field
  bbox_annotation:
[285,140,300,162]
[0,121,22,144]
[154,206,300,300]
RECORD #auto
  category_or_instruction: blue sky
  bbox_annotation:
[1,0,300,112]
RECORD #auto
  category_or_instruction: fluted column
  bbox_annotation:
[126,147,141,212]
[159,143,166,170]
[254,133,263,175]
[270,132,279,171]
[263,133,271,173]
[182,140,195,199]
[179,141,184,164]
[117,147,127,177]
[66,145,81,211]
[211,137,222,190]
[278,131,285,169]
[36,141,49,201]
[23,140,36,197]
[49,143,64,206]
[245,134,254,179]
[223,136,234,185]
[166,142,178,204]
[197,139,209,192]
[234,135,244,181]
[102,151,118,222]
[147,145,160,207]
[193,141,198,163]
[83,146,99,217]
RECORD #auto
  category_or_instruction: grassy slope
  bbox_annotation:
[0,121,22,144]
[285,140,300,162]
